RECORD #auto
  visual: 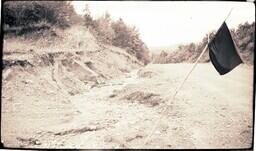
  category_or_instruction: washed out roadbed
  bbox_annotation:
[1,63,253,149]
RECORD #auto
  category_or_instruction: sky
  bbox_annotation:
[72,1,255,48]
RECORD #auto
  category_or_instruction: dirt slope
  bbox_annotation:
[1,25,254,149]
[1,25,143,147]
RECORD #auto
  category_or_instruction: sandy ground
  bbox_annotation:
[1,63,254,149]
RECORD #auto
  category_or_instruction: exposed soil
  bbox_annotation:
[1,61,253,149]
[1,25,253,149]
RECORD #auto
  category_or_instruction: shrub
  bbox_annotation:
[3,1,77,29]
[153,21,254,65]
[94,12,115,45]
[111,18,150,64]
[82,7,150,65]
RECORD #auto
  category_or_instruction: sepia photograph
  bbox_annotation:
[1,1,255,149]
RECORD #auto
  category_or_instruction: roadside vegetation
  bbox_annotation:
[3,1,253,65]
[3,1,150,64]
[153,22,255,65]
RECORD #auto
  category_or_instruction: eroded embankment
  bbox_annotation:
[1,41,143,147]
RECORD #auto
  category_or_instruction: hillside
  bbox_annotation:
[1,24,146,146]
[2,25,144,90]
[153,22,255,65]
[1,1,253,149]
[1,1,149,147]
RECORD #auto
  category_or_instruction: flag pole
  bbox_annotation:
[142,8,234,147]
[224,8,233,22]
[142,40,209,146]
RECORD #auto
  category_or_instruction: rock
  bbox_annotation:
[109,94,116,98]
[22,79,33,84]
[3,68,12,80]
[35,140,41,145]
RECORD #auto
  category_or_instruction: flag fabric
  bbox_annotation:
[208,22,243,75]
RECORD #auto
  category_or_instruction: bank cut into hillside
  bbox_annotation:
[2,24,144,136]
[1,1,152,147]
[1,23,148,146]
[3,24,144,91]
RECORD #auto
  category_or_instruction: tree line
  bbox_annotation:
[153,21,255,65]
[3,1,150,65]
[82,5,150,64]
[3,1,77,28]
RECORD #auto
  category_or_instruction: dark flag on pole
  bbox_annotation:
[208,22,243,75]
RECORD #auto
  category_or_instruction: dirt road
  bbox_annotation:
[1,63,253,149]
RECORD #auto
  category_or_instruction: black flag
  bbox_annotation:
[208,22,243,75]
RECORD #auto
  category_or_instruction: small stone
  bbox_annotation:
[22,79,33,84]
[35,140,41,145]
